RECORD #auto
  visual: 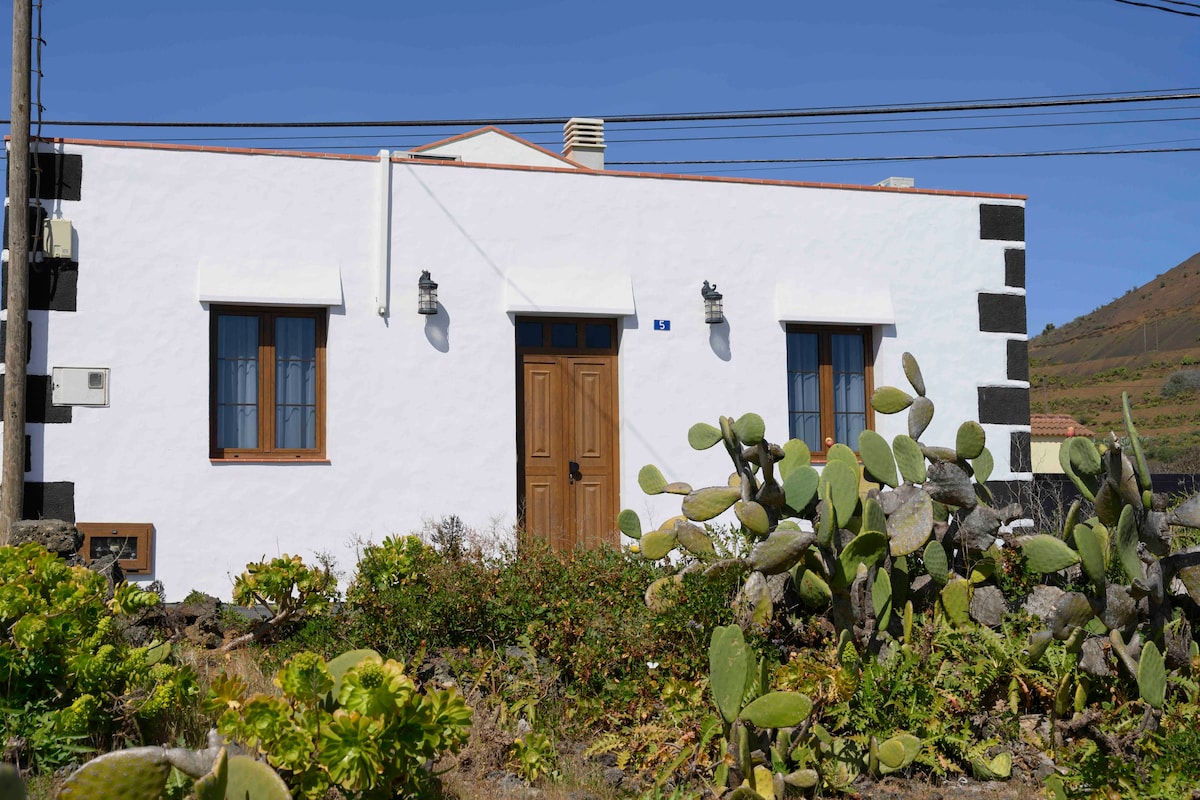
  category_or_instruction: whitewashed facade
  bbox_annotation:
[4,127,1030,599]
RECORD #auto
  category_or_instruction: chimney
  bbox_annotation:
[563,117,605,170]
[874,177,915,189]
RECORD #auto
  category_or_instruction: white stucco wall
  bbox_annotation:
[19,142,1027,599]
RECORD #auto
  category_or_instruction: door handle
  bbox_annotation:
[568,460,580,484]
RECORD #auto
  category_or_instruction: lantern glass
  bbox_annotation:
[701,281,724,325]
[418,271,438,315]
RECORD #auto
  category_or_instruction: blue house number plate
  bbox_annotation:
[654,320,671,331]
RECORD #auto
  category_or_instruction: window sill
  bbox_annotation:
[210,457,330,464]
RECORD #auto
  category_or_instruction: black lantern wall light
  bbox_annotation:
[701,280,724,324]
[418,271,439,315]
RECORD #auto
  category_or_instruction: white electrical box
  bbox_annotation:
[42,219,75,260]
[52,367,109,407]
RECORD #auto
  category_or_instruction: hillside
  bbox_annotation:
[1029,251,1200,471]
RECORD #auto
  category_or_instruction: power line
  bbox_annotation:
[10,88,1200,129]
[609,144,1200,167]
[1112,0,1200,16]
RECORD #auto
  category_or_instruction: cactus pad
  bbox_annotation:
[682,486,741,521]
[640,528,678,560]
[778,438,812,479]
[645,574,684,612]
[193,748,227,800]
[617,509,642,540]
[675,520,716,557]
[733,413,767,445]
[836,531,888,588]
[1073,523,1105,593]
[1138,640,1166,709]
[908,396,935,440]
[1121,392,1152,495]
[710,624,750,724]
[972,752,1011,780]
[955,421,986,461]
[638,464,669,495]
[739,691,813,729]
[901,352,926,396]
[940,578,972,627]
[57,748,172,800]
[797,568,833,608]
[0,764,25,800]
[822,460,860,529]
[871,386,914,415]
[1115,503,1141,582]
[972,447,994,485]
[862,496,887,535]
[858,430,898,487]
[783,466,820,512]
[923,540,949,585]
[688,422,723,450]
[227,754,292,800]
[748,530,815,575]
[1020,535,1081,574]
[735,500,771,535]
[892,434,926,484]
[826,443,860,474]
[872,569,893,630]
[663,481,693,495]
[887,491,934,556]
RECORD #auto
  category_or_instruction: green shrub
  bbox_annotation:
[0,543,198,772]
[1161,368,1200,398]
[207,649,472,799]
[345,533,737,700]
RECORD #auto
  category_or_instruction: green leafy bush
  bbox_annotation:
[345,534,738,708]
[0,543,198,772]
[1161,368,1200,397]
[207,649,472,799]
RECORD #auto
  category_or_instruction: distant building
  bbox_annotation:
[1030,414,1095,473]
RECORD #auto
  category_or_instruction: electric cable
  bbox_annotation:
[1112,0,1200,16]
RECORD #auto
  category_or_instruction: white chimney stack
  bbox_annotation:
[563,117,605,170]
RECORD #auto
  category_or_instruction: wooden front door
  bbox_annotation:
[517,317,619,549]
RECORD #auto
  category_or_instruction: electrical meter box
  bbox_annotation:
[51,367,109,407]
[42,219,75,260]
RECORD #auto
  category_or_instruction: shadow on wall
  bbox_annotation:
[424,304,450,352]
[709,320,731,361]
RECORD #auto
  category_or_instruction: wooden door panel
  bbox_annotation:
[569,358,617,546]
[524,477,563,551]
[573,477,610,549]
[518,323,619,550]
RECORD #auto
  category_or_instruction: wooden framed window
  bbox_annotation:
[77,523,154,574]
[210,305,327,460]
[786,325,874,460]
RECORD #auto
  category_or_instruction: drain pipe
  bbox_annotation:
[374,150,391,317]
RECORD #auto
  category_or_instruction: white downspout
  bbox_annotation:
[374,150,392,316]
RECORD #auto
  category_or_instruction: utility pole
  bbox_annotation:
[2,0,33,541]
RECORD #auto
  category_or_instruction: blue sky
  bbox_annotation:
[6,0,1199,334]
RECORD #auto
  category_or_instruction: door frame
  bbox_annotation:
[514,316,620,549]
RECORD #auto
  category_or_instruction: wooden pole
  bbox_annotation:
[2,0,33,541]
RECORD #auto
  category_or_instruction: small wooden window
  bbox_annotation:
[210,305,327,460]
[77,523,154,574]
[785,325,874,460]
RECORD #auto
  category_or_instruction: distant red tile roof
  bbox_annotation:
[1031,414,1095,438]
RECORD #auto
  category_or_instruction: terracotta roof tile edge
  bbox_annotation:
[36,136,1028,200]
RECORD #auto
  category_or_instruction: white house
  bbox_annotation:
[3,121,1030,599]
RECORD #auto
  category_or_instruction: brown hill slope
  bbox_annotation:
[1030,251,1200,471]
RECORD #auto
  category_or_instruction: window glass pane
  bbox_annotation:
[835,413,867,447]
[831,334,865,373]
[516,321,543,347]
[585,323,612,349]
[275,316,317,450]
[786,332,819,373]
[790,413,822,452]
[216,315,258,449]
[787,332,821,449]
[551,323,577,348]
